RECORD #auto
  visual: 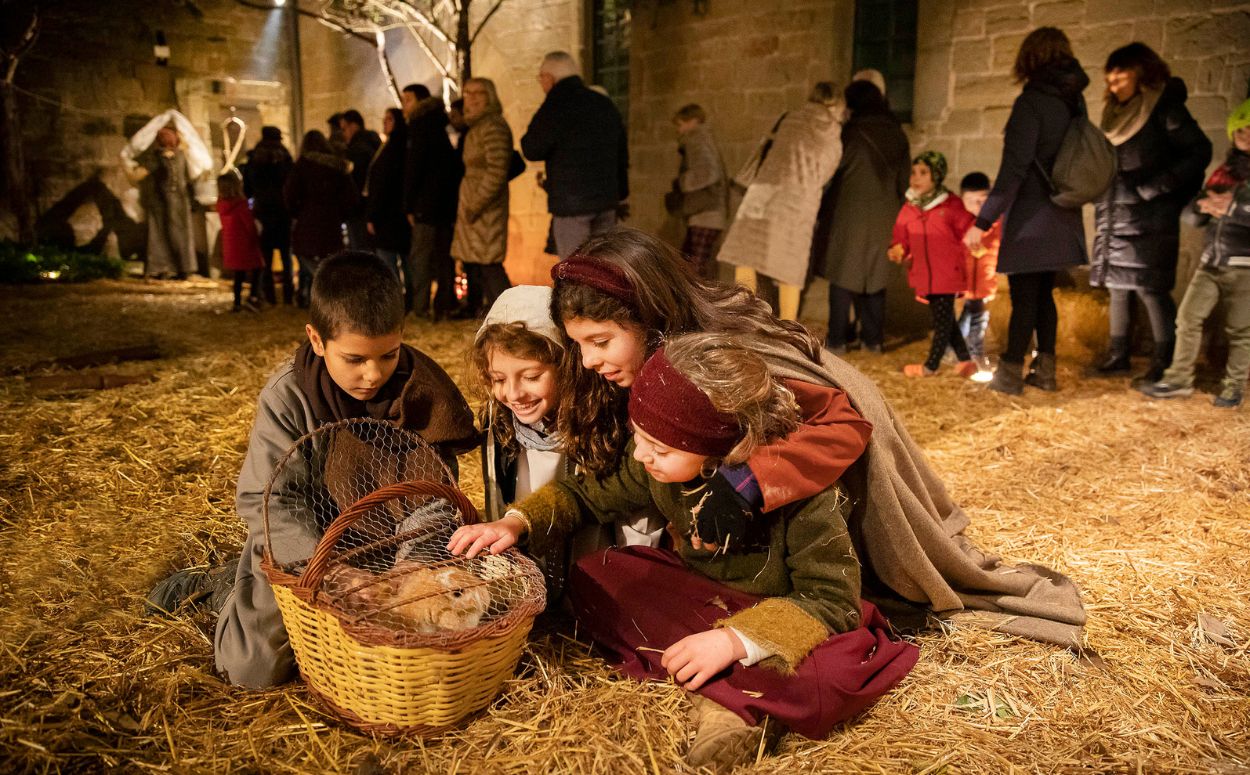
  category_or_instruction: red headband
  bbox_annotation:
[628,347,741,459]
[551,253,637,308]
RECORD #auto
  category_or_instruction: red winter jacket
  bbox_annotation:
[891,193,975,297]
[216,196,265,272]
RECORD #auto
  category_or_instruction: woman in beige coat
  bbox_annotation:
[452,77,513,315]
[719,83,844,319]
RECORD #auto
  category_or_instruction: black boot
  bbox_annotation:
[988,358,1025,395]
[1095,336,1131,374]
[1024,353,1058,391]
[1134,340,1174,385]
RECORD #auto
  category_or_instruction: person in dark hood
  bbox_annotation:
[401,83,463,319]
[341,109,382,250]
[965,27,1090,395]
[243,126,294,303]
[1090,42,1212,384]
[283,130,357,307]
[366,108,412,281]
[812,79,910,353]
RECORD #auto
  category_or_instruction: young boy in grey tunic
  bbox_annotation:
[148,251,478,688]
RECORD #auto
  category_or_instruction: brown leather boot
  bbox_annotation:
[686,694,779,772]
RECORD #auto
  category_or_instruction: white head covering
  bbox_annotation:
[851,68,887,96]
[475,286,563,348]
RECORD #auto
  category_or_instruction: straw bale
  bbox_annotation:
[0,279,1247,773]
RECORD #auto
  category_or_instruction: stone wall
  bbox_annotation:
[298,0,583,286]
[7,0,295,257]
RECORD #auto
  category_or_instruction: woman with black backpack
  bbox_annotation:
[965,27,1090,395]
[1090,43,1212,384]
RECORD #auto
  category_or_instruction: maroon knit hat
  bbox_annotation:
[551,252,637,308]
[628,347,741,458]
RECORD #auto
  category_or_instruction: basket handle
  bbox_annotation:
[297,480,479,594]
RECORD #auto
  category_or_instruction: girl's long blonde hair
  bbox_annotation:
[660,333,800,466]
[470,322,563,458]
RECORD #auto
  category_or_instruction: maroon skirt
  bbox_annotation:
[568,546,919,739]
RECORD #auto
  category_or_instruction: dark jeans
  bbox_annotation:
[375,248,404,281]
[1108,287,1176,345]
[405,222,456,315]
[463,263,512,316]
[296,254,328,306]
[258,222,292,304]
[1004,271,1058,363]
[233,269,262,305]
[552,209,617,260]
[826,286,885,349]
[346,215,372,252]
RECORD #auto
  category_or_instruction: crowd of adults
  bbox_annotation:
[233,50,627,320]
[140,30,1244,400]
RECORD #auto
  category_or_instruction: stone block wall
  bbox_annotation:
[7,0,296,255]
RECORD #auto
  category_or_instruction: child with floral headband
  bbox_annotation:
[450,332,917,770]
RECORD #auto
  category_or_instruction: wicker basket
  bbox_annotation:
[260,420,546,735]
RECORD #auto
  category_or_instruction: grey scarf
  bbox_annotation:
[513,417,562,453]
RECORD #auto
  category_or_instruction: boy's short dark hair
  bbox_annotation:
[672,103,706,123]
[960,172,991,192]
[309,251,405,340]
[341,109,364,127]
[403,83,431,100]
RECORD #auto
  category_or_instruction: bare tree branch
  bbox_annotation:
[373,31,401,105]
[2,8,40,84]
[470,0,505,44]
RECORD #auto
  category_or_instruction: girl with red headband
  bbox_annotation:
[539,228,1085,649]
[450,333,918,770]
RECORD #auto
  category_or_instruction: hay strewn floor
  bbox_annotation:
[1,279,1247,774]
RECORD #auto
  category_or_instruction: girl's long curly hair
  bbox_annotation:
[469,322,563,460]
[660,333,801,466]
[552,227,822,476]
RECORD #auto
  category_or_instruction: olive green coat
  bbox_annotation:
[515,448,862,669]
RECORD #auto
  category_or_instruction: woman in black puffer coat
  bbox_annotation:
[1092,42,1212,382]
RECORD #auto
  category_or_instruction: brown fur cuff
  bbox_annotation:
[513,484,583,555]
[718,598,830,673]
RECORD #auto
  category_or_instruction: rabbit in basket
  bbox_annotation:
[325,563,492,633]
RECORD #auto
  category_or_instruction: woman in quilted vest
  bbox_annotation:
[1091,42,1212,384]
[452,77,514,316]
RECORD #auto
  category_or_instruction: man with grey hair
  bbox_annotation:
[521,51,629,259]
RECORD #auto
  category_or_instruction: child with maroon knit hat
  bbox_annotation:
[449,332,918,772]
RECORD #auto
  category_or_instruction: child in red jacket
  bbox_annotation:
[888,151,977,377]
[216,171,266,312]
[957,172,1002,373]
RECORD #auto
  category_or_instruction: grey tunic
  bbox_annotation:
[139,146,196,275]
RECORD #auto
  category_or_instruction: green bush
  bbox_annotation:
[0,242,125,283]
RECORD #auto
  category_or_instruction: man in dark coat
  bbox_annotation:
[812,80,911,353]
[521,51,629,259]
[401,83,463,319]
[243,126,294,303]
[366,108,411,281]
[341,109,382,250]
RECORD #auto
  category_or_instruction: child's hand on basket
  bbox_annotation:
[661,629,747,691]
[447,514,527,558]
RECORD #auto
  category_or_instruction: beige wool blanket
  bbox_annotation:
[750,335,1086,648]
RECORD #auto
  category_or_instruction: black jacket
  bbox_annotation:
[345,129,381,194]
[403,98,463,225]
[1092,78,1212,291]
[976,57,1090,275]
[365,123,412,253]
[521,76,629,216]
[1184,152,1250,271]
[242,140,293,224]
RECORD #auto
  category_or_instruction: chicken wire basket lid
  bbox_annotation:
[261,418,546,651]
